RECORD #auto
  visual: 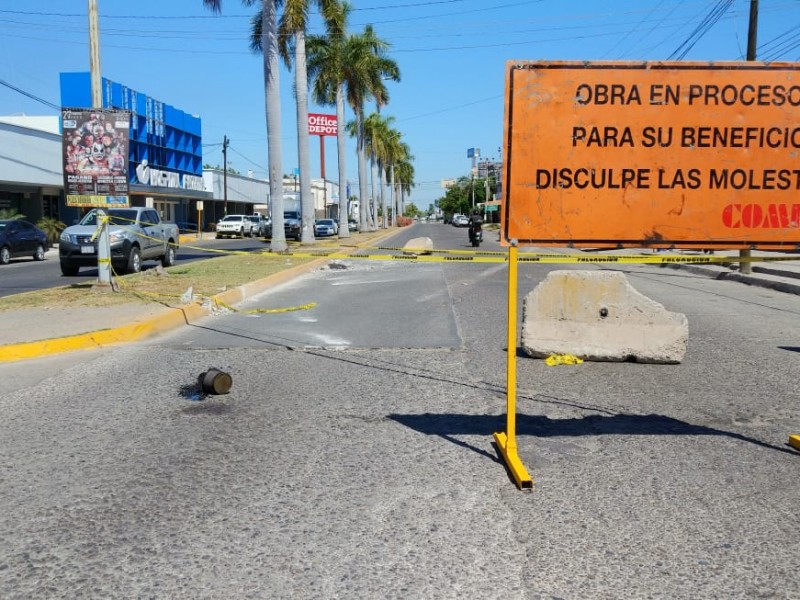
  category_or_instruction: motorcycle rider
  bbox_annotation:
[468,209,483,244]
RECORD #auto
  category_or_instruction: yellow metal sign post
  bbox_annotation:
[493,243,533,490]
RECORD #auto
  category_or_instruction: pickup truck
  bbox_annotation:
[282,193,302,241]
[59,207,179,276]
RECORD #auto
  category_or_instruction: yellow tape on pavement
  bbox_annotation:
[250,251,799,265]
[215,299,318,315]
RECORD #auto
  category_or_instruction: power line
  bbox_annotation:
[0,78,60,111]
[667,0,735,60]
[758,23,800,61]
[229,146,267,173]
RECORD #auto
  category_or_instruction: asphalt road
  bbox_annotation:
[1,222,799,599]
[0,235,270,297]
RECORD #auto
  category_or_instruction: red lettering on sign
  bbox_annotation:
[722,203,800,228]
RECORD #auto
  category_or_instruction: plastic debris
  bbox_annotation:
[544,353,584,366]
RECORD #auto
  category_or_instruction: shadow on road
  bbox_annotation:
[389,412,800,458]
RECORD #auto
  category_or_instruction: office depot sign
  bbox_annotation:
[308,113,337,136]
[502,61,800,250]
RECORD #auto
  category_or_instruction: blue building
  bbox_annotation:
[59,72,211,228]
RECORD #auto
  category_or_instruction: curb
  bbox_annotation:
[0,228,402,363]
[662,263,800,296]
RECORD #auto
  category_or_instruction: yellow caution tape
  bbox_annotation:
[214,299,317,315]
[245,251,800,265]
[545,354,584,366]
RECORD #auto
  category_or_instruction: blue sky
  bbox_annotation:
[1,1,797,209]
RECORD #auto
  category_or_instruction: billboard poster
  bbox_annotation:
[62,108,131,207]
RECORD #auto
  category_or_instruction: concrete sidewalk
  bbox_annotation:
[1,244,798,363]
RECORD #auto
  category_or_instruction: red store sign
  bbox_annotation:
[308,113,338,136]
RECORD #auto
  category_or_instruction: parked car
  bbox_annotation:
[314,218,337,237]
[59,208,179,275]
[247,214,269,237]
[0,219,48,265]
[348,219,358,232]
[216,214,254,238]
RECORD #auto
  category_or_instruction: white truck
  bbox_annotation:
[215,214,256,238]
[59,207,179,276]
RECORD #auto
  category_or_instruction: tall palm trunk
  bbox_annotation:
[389,164,396,226]
[356,112,368,232]
[335,86,349,238]
[379,163,387,228]
[264,0,286,252]
[370,155,379,230]
[295,30,315,243]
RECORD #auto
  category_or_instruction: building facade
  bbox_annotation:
[0,73,340,230]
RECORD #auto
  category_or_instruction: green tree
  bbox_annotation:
[386,139,409,226]
[307,1,351,239]
[340,25,399,232]
[363,113,402,229]
[206,0,288,251]
[404,203,420,217]
[394,157,415,219]
[439,177,471,217]
[37,216,66,247]
[0,209,24,220]
[278,0,338,243]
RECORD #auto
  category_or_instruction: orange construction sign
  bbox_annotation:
[501,61,800,250]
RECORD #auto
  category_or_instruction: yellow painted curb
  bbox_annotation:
[789,434,800,451]
[0,303,207,363]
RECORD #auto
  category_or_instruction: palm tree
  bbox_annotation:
[37,216,66,248]
[279,0,338,244]
[306,1,351,239]
[394,157,415,218]
[205,0,288,251]
[340,25,399,232]
[385,138,409,226]
[363,112,392,229]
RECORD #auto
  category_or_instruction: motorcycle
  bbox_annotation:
[468,221,483,247]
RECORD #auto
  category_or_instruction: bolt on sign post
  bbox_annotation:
[497,60,800,490]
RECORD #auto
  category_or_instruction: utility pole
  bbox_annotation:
[222,135,229,216]
[740,0,759,274]
[88,0,112,287]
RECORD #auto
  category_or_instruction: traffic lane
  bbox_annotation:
[443,259,800,597]
[0,253,91,296]
[0,342,527,598]
[374,220,502,253]
[164,259,462,350]
[0,237,270,297]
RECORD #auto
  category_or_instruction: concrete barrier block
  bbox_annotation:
[403,237,434,255]
[521,270,688,364]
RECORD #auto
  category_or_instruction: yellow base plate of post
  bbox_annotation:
[789,434,800,451]
[494,431,533,490]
